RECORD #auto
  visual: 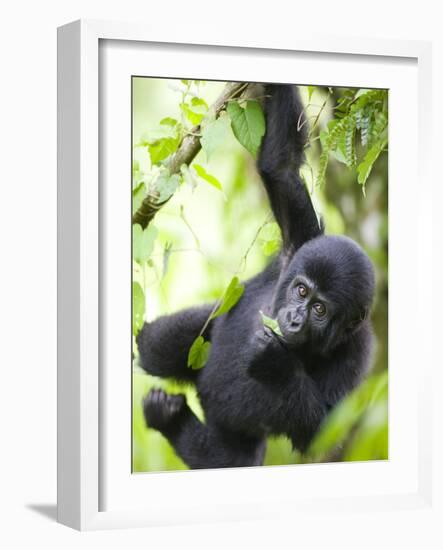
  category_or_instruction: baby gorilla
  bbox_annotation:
[137,84,375,469]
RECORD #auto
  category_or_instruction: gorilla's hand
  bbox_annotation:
[252,325,285,355]
[248,327,288,380]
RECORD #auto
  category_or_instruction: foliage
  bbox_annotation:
[316,88,388,193]
[306,370,388,462]
[131,79,389,472]
[132,81,266,225]
[187,276,245,370]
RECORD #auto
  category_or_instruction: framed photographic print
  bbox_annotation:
[57,19,434,530]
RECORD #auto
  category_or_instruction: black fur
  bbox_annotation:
[137,84,375,469]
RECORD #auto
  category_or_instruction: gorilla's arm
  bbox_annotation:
[248,328,327,452]
[286,369,328,453]
[313,330,373,409]
[136,304,214,383]
[258,84,323,253]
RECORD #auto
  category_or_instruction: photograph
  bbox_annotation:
[131,77,388,472]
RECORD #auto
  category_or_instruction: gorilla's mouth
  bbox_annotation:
[278,323,308,348]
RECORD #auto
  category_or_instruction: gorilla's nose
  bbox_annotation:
[286,309,304,332]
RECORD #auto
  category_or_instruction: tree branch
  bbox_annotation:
[132,81,262,229]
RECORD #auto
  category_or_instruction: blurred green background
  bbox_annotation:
[132,78,388,472]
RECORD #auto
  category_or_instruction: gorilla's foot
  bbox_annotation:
[142,388,186,432]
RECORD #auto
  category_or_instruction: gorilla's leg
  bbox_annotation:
[136,305,213,383]
[143,389,266,469]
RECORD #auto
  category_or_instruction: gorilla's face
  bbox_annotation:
[277,274,331,349]
[274,235,375,353]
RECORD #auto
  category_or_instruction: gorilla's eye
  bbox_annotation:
[313,302,326,317]
[297,284,308,297]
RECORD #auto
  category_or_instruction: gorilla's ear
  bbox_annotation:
[347,308,368,332]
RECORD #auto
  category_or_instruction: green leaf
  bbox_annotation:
[154,172,181,202]
[259,222,282,256]
[200,115,231,161]
[180,97,208,125]
[133,224,158,263]
[344,115,356,167]
[187,336,212,370]
[148,136,180,164]
[211,276,245,319]
[357,137,387,187]
[360,111,370,147]
[344,404,388,461]
[193,164,223,192]
[160,117,179,128]
[227,100,266,157]
[191,97,208,110]
[259,311,282,336]
[132,282,145,335]
[138,117,181,148]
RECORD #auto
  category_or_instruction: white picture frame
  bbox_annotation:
[57,19,434,531]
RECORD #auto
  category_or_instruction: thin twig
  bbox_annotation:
[179,205,201,250]
[238,213,273,273]
[308,90,332,140]
[196,212,273,339]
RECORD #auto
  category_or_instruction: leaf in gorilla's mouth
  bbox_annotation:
[259,311,283,337]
